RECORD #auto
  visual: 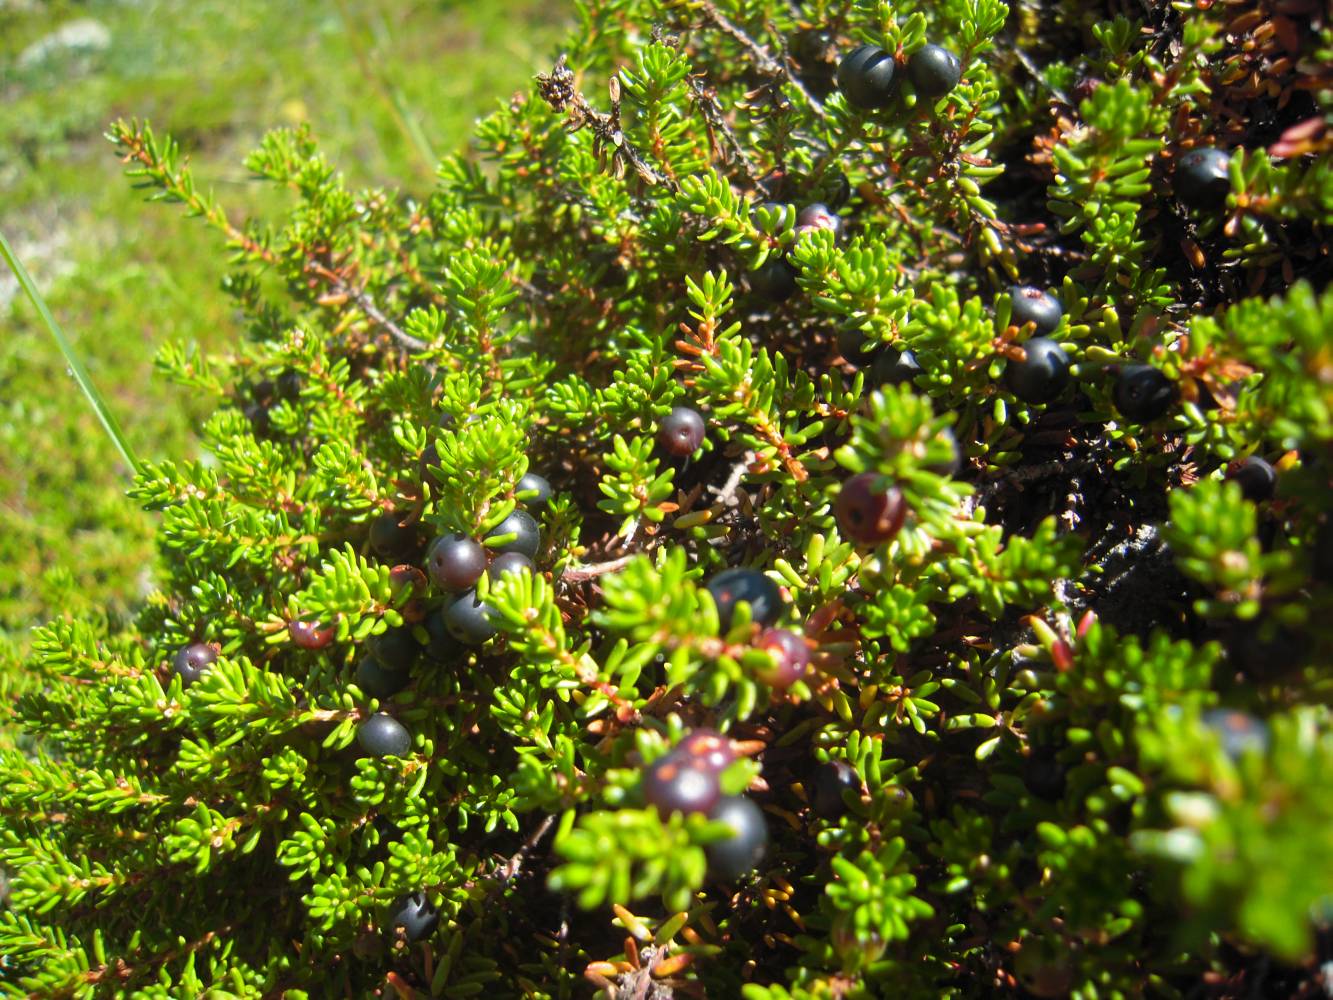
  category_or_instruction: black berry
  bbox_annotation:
[1004,337,1071,405]
[418,443,441,486]
[642,755,721,817]
[289,620,335,650]
[795,202,845,241]
[1113,364,1176,422]
[357,712,412,757]
[658,406,707,457]
[834,472,908,545]
[677,729,737,775]
[386,891,439,944]
[870,347,922,387]
[423,608,462,663]
[485,509,541,559]
[1174,148,1232,209]
[172,642,217,688]
[1202,708,1268,759]
[1008,286,1064,335]
[487,551,535,580]
[705,796,768,879]
[516,472,553,508]
[368,626,420,672]
[810,760,860,818]
[836,44,898,110]
[757,627,811,690]
[427,533,488,592]
[369,512,417,559]
[907,44,962,98]
[837,325,874,365]
[820,169,852,211]
[443,590,497,645]
[707,568,784,630]
[750,258,799,303]
[354,655,410,700]
[1227,456,1278,503]
[276,370,303,400]
[1023,753,1067,801]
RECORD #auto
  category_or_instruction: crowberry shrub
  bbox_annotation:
[3,1,1333,997]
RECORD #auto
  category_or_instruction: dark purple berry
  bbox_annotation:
[386,891,439,944]
[658,406,707,457]
[810,759,860,818]
[750,258,799,302]
[834,472,908,545]
[642,755,721,817]
[485,509,541,559]
[427,533,488,592]
[357,712,412,757]
[369,512,417,559]
[707,568,784,630]
[870,347,922,387]
[354,655,410,700]
[443,590,496,645]
[705,796,768,879]
[1202,708,1268,759]
[907,44,962,98]
[791,28,835,68]
[252,379,276,403]
[172,642,217,688]
[487,551,535,580]
[795,202,845,241]
[1227,456,1278,503]
[677,729,737,775]
[1174,148,1232,209]
[836,44,898,110]
[1004,337,1070,405]
[516,472,553,508]
[289,620,335,650]
[368,626,420,672]
[757,628,811,689]
[1008,286,1064,335]
[1113,364,1176,422]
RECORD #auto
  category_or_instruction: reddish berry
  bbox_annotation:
[834,472,908,545]
[641,755,721,817]
[658,407,706,457]
[289,620,335,650]
[757,628,811,689]
[677,729,737,774]
[795,202,845,241]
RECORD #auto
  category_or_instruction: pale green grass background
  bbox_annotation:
[0,0,570,675]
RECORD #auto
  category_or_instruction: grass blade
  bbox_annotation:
[0,228,140,474]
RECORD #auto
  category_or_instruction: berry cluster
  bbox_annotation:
[836,41,962,111]
[706,568,811,690]
[640,730,768,880]
[348,466,553,757]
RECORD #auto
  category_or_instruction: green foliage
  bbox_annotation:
[3,0,1333,997]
